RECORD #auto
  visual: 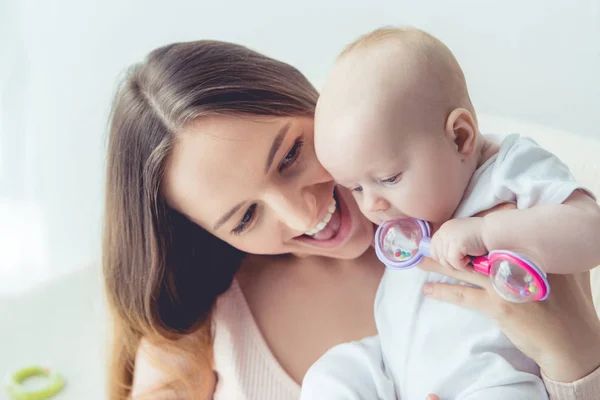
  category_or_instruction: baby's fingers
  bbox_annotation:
[430,235,450,268]
[448,251,470,271]
[429,236,442,264]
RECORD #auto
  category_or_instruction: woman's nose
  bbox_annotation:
[264,189,318,233]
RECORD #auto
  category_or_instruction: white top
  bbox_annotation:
[300,336,396,400]
[454,133,586,216]
[301,134,587,400]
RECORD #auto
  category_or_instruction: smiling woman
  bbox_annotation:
[104,40,377,400]
[162,115,362,256]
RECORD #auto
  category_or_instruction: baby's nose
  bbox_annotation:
[365,194,391,213]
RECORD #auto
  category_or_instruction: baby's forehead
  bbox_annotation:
[319,133,401,186]
[316,93,394,148]
[319,59,401,122]
[315,106,402,183]
[321,48,426,118]
[317,79,411,146]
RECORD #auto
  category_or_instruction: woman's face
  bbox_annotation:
[162,115,374,259]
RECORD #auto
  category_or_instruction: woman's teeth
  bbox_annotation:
[305,198,337,236]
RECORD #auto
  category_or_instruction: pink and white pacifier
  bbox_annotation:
[375,218,550,303]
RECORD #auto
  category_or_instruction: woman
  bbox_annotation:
[103,40,600,399]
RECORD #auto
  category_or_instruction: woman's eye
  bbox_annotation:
[381,173,402,185]
[232,204,257,235]
[278,139,304,172]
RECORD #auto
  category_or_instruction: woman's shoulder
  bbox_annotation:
[129,278,245,400]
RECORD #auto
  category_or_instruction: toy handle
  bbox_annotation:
[419,237,431,257]
[471,256,491,275]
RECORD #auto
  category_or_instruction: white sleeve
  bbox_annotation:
[492,135,593,208]
[299,336,397,400]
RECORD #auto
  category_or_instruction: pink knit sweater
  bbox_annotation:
[212,279,600,400]
[543,368,600,400]
[212,279,301,399]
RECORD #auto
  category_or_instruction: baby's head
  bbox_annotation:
[315,27,481,226]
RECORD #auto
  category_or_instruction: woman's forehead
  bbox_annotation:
[162,115,291,226]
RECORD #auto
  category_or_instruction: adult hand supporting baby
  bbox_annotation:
[419,203,600,384]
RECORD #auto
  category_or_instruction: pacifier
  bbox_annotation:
[375,218,550,303]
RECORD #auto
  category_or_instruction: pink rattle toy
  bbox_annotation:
[375,218,550,303]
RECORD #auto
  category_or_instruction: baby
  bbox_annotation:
[300,27,600,400]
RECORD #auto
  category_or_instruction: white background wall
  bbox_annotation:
[1,0,599,295]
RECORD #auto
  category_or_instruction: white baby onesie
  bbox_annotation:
[301,134,588,400]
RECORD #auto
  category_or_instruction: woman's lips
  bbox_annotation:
[294,188,353,248]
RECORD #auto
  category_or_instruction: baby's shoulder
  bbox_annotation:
[495,133,547,164]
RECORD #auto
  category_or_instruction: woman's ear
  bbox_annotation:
[444,108,478,157]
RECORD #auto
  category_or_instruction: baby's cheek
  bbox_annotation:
[407,180,454,221]
[364,213,381,225]
[352,195,376,222]
[352,193,368,214]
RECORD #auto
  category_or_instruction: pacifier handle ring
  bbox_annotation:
[375,218,431,270]
[419,236,431,257]
[374,226,424,269]
[489,250,550,301]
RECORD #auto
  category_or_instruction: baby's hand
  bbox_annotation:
[430,217,487,270]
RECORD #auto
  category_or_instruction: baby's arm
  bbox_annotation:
[480,189,600,274]
[432,135,600,274]
[300,336,396,400]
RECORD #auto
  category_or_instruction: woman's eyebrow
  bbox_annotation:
[214,201,244,231]
[264,122,291,173]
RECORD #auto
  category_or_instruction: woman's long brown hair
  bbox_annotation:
[104,40,318,399]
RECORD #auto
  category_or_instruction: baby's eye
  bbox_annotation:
[380,173,402,185]
[351,185,363,193]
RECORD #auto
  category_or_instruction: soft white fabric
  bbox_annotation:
[455,133,590,217]
[302,134,588,400]
[376,269,547,400]
[300,337,396,400]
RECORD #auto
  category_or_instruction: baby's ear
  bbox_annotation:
[445,108,478,157]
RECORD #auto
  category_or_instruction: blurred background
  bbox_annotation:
[1,0,598,398]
